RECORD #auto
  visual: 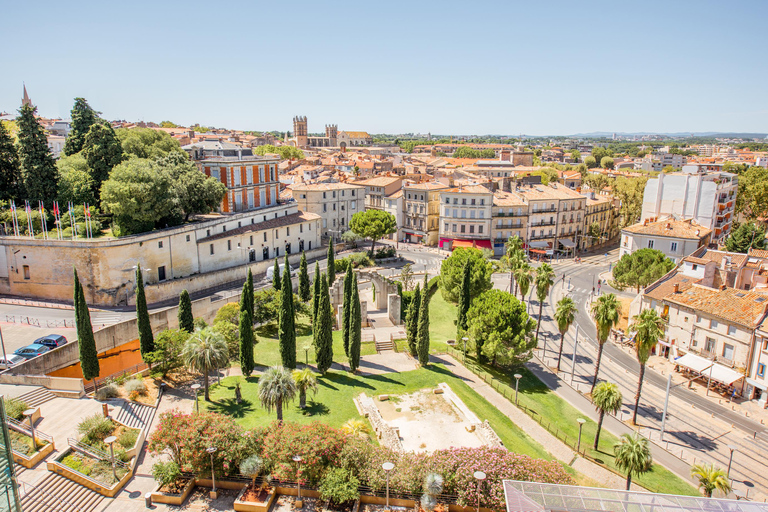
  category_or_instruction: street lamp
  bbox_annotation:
[473,471,486,512]
[23,408,36,451]
[514,374,522,405]
[576,418,586,453]
[727,444,738,478]
[462,337,469,362]
[293,455,303,508]
[191,383,201,413]
[382,462,394,509]
[207,446,218,498]
[104,435,117,483]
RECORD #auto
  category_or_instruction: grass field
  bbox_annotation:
[394,291,458,354]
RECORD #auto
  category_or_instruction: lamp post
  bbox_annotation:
[462,337,469,363]
[104,435,117,483]
[207,446,217,499]
[382,462,394,509]
[473,471,486,512]
[293,455,303,508]
[513,374,522,405]
[23,408,36,450]
[576,418,586,453]
[191,383,201,413]
[727,444,738,478]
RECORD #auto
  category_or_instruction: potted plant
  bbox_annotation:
[150,461,194,505]
[235,456,277,512]
[420,473,444,512]
[319,468,360,512]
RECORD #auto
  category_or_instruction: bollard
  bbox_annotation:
[145,492,152,508]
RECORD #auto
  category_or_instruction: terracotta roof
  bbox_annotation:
[623,218,711,240]
[354,176,402,187]
[386,190,404,199]
[682,249,746,268]
[749,248,768,259]
[644,273,696,302]
[404,182,449,191]
[516,184,586,201]
[290,183,364,192]
[198,211,320,242]
[441,184,493,194]
[665,284,768,327]
[342,131,371,139]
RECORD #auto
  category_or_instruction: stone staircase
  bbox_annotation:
[15,387,57,408]
[114,400,155,429]
[374,338,394,352]
[20,473,104,512]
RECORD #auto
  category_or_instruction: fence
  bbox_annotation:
[67,438,128,470]
[6,417,53,443]
[83,362,148,394]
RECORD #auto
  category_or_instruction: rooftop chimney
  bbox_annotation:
[674,283,680,293]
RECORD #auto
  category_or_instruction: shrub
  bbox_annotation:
[129,390,140,401]
[4,398,28,421]
[240,455,263,485]
[124,379,147,395]
[152,460,181,488]
[77,414,115,443]
[95,383,119,401]
[118,428,139,449]
[319,468,360,505]
[373,246,396,259]
[349,251,374,267]
[62,454,91,476]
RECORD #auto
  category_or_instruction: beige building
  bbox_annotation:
[516,183,586,257]
[402,182,449,245]
[582,193,619,250]
[491,190,528,256]
[355,176,404,210]
[620,218,712,264]
[290,183,364,239]
[438,184,494,251]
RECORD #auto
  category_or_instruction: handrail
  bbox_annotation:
[6,417,53,442]
[67,438,128,469]
[19,480,81,512]
[84,362,148,393]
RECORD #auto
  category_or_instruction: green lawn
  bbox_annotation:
[200,364,550,460]
[394,291,458,355]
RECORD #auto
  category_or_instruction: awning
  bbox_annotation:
[530,249,547,255]
[675,353,743,385]
[674,353,713,373]
[559,239,576,248]
[710,364,744,385]
[451,239,492,250]
[746,378,768,391]
[529,241,549,249]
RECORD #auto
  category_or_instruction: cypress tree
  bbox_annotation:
[342,264,353,357]
[136,268,155,359]
[298,251,310,302]
[278,255,296,368]
[406,284,421,357]
[315,273,334,375]
[82,122,123,201]
[327,243,336,285]
[246,269,254,319]
[16,103,58,207]
[64,97,98,156]
[74,269,100,381]
[0,121,24,201]
[178,289,194,333]
[240,273,253,322]
[239,309,255,376]
[456,260,472,340]
[417,275,430,366]
[272,258,281,291]
[349,273,362,372]
[313,262,321,324]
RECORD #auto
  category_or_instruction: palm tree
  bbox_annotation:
[592,381,622,450]
[628,309,664,425]
[292,367,318,409]
[182,327,229,401]
[259,366,297,422]
[554,297,577,372]
[589,293,622,394]
[534,263,555,343]
[505,236,524,294]
[614,432,652,490]
[341,418,371,438]
[691,463,732,498]
[514,262,533,302]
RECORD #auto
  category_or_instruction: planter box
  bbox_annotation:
[13,439,55,468]
[234,484,277,512]
[48,448,132,497]
[150,478,195,506]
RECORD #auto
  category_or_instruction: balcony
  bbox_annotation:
[532,207,558,214]
[530,220,556,227]
[529,232,555,240]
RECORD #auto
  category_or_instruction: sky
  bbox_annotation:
[2,0,767,136]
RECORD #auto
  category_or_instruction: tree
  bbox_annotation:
[279,255,297,369]
[456,260,472,340]
[145,329,188,377]
[349,273,362,372]
[327,243,336,285]
[467,290,536,366]
[590,294,622,394]
[74,269,99,381]
[56,153,94,206]
[416,274,431,366]
[342,265,353,357]
[258,366,297,422]
[690,463,731,498]
[735,166,768,220]
[313,262,321,323]
[17,103,58,207]
[592,381,622,450]
[600,156,615,170]
[292,367,318,409]
[349,209,397,255]
[82,122,123,201]
[583,173,609,193]
[272,259,282,291]
[592,146,612,165]
[399,263,414,292]
[513,261,533,301]
[628,309,663,425]
[156,152,225,221]
[554,297,577,372]
[504,235,525,295]
[534,263,555,343]
[246,269,255,319]
[614,433,652,490]
[439,248,493,303]
[116,127,186,160]
[588,222,601,245]
[182,327,228,401]
[298,252,311,302]
[725,222,767,253]
[613,176,647,227]
[253,144,304,161]
[64,98,98,156]
[136,268,155,360]
[240,455,263,488]
[0,120,23,201]
[239,310,255,376]
[406,284,421,357]
[612,249,675,292]
[178,290,194,334]
[314,274,334,375]
[570,149,581,162]
[584,156,597,169]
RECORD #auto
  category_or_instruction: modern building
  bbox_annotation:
[438,184,494,250]
[289,183,364,239]
[402,182,449,245]
[620,217,712,263]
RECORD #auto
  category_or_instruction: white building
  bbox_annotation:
[620,218,712,263]
[438,184,494,251]
[289,183,364,239]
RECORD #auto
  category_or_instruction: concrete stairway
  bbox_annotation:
[114,400,155,429]
[374,339,395,352]
[20,473,104,512]
[16,387,57,408]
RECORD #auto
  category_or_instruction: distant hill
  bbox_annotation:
[568,131,768,139]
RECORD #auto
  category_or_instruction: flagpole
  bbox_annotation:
[10,201,19,237]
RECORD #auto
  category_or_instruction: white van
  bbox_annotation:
[265,263,296,281]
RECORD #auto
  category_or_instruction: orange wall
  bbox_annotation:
[47,339,143,381]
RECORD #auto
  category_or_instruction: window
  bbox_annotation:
[186,235,191,242]
[209,244,214,255]
[469,225,475,234]
[158,241,163,248]
[479,225,483,234]
[460,225,466,233]
[452,223,457,232]
[648,240,654,249]
[670,242,678,252]
[323,192,327,199]
[300,224,303,233]
[351,201,356,209]
[22,265,29,280]
[287,227,290,236]
[705,337,716,353]
[728,325,737,336]
[323,203,327,212]
[207,229,211,237]
[710,319,718,329]
[332,191,336,198]
[158,266,166,281]
[227,240,232,251]
[444,222,449,232]
[462,198,467,205]
[758,363,766,378]
[722,343,734,360]
[445,198,450,204]
[263,232,267,242]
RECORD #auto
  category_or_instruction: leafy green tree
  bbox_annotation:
[156,152,226,221]
[82,122,123,201]
[614,433,652,490]
[416,274,431,366]
[239,310,255,376]
[342,265,353,357]
[279,255,297,369]
[570,149,581,162]
[327,243,336,285]
[735,166,768,220]
[258,366,297,422]
[145,328,188,377]
[467,289,535,366]
[503,235,525,294]
[406,284,421,357]
[314,274,334,374]
[272,259,281,291]
[240,273,254,326]
[554,297,577,372]
[534,263,555,343]
[349,209,397,255]
[0,121,23,201]
[292,368,318,409]
[583,173,609,193]
[600,156,615,170]
[590,294,622,394]
[612,249,675,292]
[613,176,648,227]
[178,289,194,333]
[74,269,99,381]
[591,146,612,165]
[159,121,178,128]
[584,156,597,168]
[183,327,228,401]
[439,248,493,303]
[349,273,362,372]
[136,268,154,360]
[592,381,622,450]
[298,252,311,302]
[253,144,304,161]
[116,127,186,160]
[312,262,321,323]
[628,309,663,425]
[725,222,766,253]
[17,103,58,207]
[456,260,472,340]
[690,463,731,498]
[57,153,94,206]
[64,98,98,156]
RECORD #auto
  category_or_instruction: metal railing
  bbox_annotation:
[84,362,148,393]
[67,438,128,470]
[19,481,81,512]
[6,417,53,443]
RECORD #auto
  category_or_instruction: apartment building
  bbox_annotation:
[402,182,449,245]
[438,184,494,250]
[517,183,586,257]
[620,218,711,263]
[582,193,619,250]
[355,176,403,210]
[491,190,527,256]
[382,189,404,242]
[289,183,364,238]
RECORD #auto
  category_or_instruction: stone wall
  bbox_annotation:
[356,393,403,451]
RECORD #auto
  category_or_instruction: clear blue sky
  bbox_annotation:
[3,0,766,136]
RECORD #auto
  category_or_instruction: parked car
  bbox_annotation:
[0,354,25,369]
[33,334,68,349]
[13,344,50,360]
